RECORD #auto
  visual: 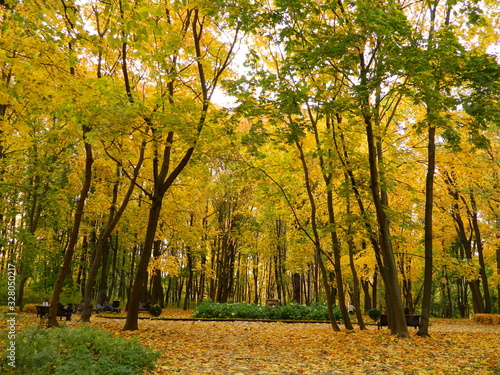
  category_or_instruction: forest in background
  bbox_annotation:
[0,0,499,336]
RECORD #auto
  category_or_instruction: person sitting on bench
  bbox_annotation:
[97,296,113,312]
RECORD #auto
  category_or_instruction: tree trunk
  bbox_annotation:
[346,199,366,329]
[292,273,302,304]
[108,236,119,299]
[123,197,163,330]
[364,114,409,338]
[327,190,353,330]
[48,133,93,327]
[82,150,144,322]
[183,248,194,310]
[446,175,485,314]
[470,193,491,313]
[418,124,436,336]
[295,140,340,331]
[152,240,165,307]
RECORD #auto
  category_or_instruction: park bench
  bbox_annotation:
[138,303,150,312]
[36,305,72,321]
[95,301,121,313]
[74,303,102,314]
[266,299,281,306]
[378,314,420,329]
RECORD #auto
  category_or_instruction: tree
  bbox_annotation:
[122,0,242,330]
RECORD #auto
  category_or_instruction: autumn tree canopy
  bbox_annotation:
[1,0,499,333]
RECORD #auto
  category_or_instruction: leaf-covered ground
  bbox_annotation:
[8,310,500,374]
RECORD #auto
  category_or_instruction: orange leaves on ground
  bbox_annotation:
[90,313,500,375]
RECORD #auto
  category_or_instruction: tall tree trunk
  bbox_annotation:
[309,110,352,329]
[445,172,485,314]
[362,280,372,311]
[469,193,491,313]
[346,198,366,329]
[152,240,165,308]
[327,189,353,329]
[122,4,238,329]
[183,248,194,310]
[332,117,388,321]
[292,273,302,304]
[295,140,340,331]
[48,131,93,327]
[81,148,144,322]
[108,235,119,299]
[418,124,436,336]
[123,197,163,330]
[363,114,408,338]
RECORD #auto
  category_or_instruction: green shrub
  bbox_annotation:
[193,301,342,321]
[148,305,162,317]
[274,302,308,320]
[1,325,159,375]
[368,308,382,321]
[193,301,266,319]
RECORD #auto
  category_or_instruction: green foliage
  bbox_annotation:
[148,305,162,317]
[60,284,82,305]
[192,301,264,319]
[1,326,159,375]
[192,301,341,321]
[368,308,382,321]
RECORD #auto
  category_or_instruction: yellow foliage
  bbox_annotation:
[473,314,500,325]
[22,304,38,314]
[148,256,182,276]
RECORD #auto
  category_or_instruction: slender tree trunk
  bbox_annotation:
[183,248,194,310]
[123,197,163,330]
[109,236,119,299]
[364,114,408,338]
[346,198,366,329]
[418,124,436,336]
[332,118,387,320]
[327,190,353,329]
[445,173,485,314]
[82,149,144,322]
[48,132,93,327]
[152,240,165,308]
[292,273,301,304]
[295,140,340,331]
[470,193,491,313]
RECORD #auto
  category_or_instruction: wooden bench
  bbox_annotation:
[74,303,102,314]
[266,299,281,306]
[378,314,420,329]
[36,305,72,321]
[138,303,149,312]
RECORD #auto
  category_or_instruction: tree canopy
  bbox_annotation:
[1,0,499,334]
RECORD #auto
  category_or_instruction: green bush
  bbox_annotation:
[273,302,308,320]
[1,325,159,375]
[148,305,162,317]
[193,301,266,319]
[368,308,382,321]
[193,301,342,321]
